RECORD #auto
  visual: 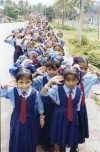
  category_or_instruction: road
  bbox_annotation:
[0,22,27,152]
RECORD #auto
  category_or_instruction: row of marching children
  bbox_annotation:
[0,15,100,152]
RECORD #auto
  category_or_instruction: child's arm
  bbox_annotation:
[40,114,45,128]
[32,66,46,79]
[41,76,64,95]
[35,91,45,128]
[4,34,14,42]
[88,64,100,77]
[32,75,43,91]
[0,84,15,107]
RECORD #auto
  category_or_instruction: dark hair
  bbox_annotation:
[16,68,32,82]
[63,66,80,80]
[73,56,88,66]
[53,43,64,51]
[45,60,61,69]
[53,43,64,56]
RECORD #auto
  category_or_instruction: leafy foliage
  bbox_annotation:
[52,22,75,30]
[44,7,55,22]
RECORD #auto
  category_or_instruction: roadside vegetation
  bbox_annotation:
[52,22,100,69]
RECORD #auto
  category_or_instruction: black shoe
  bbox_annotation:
[41,145,53,152]
[60,147,66,152]
[70,147,79,152]
[41,145,48,151]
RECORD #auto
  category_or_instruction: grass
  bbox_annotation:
[51,22,100,56]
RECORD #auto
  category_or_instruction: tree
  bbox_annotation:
[44,7,55,22]
[53,0,80,25]
[3,0,18,19]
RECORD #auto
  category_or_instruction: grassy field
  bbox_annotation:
[51,22,100,56]
[59,29,99,55]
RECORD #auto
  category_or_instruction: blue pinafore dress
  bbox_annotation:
[9,88,40,152]
[13,42,23,63]
[50,86,81,147]
[76,81,89,144]
[78,104,89,143]
[39,76,55,147]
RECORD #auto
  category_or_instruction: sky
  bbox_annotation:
[14,0,54,6]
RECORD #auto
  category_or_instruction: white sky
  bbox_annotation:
[14,0,53,6]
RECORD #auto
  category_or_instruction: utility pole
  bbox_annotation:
[78,0,84,45]
[97,15,99,40]
[97,1,100,40]
[62,0,65,28]
[93,0,100,40]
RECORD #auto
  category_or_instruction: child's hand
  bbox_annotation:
[40,115,45,128]
[50,76,64,85]
[0,84,8,89]
[88,64,100,75]
[37,66,46,75]
[0,80,17,88]
[73,64,80,70]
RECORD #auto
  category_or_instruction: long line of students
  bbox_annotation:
[0,15,100,152]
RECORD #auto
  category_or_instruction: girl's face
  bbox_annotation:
[79,63,88,75]
[17,77,32,92]
[64,74,79,90]
[54,46,63,56]
[26,45,33,51]
[46,67,59,78]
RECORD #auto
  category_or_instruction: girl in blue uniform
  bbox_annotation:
[4,32,24,63]
[70,56,100,152]
[0,68,44,152]
[41,66,82,152]
[33,59,61,151]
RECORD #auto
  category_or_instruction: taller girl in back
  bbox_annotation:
[41,66,82,152]
[70,56,100,152]
[0,68,44,152]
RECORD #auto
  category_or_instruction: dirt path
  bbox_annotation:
[78,98,100,152]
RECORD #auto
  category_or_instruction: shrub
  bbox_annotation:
[81,34,89,45]
[52,23,75,31]
[68,34,89,46]
[87,50,100,68]
[83,27,96,32]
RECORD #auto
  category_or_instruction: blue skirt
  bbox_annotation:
[50,108,79,147]
[9,111,40,152]
[78,104,89,143]
[39,98,55,147]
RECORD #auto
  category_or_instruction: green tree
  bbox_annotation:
[3,0,18,19]
[44,7,54,22]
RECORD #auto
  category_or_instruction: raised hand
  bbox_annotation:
[50,76,64,85]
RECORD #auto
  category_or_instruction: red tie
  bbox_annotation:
[67,91,73,121]
[80,81,85,105]
[20,92,26,124]
[15,45,19,51]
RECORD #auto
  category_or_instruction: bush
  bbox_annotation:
[68,34,89,46]
[82,41,100,69]
[83,27,96,32]
[81,35,89,45]
[52,23,75,31]
[87,50,100,68]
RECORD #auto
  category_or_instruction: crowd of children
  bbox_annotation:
[0,14,100,152]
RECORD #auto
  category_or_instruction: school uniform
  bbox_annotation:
[81,73,100,98]
[5,38,24,63]
[13,40,24,63]
[0,86,44,152]
[43,84,82,147]
[77,73,100,143]
[33,73,56,149]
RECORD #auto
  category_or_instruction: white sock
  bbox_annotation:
[66,147,70,152]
